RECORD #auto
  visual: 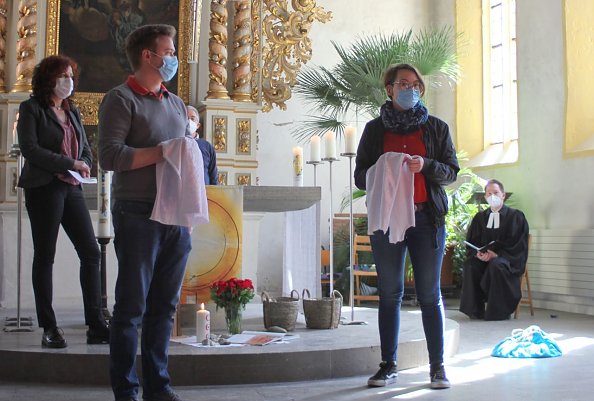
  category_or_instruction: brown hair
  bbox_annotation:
[125,24,177,71]
[485,179,505,193]
[383,63,426,98]
[31,55,79,108]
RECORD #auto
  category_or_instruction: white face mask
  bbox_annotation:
[54,77,74,99]
[486,194,503,209]
[188,120,198,135]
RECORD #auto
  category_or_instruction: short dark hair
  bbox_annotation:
[485,179,505,193]
[125,24,177,71]
[383,63,426,98]
[32,55,79,108]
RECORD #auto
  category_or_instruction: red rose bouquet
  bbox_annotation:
[210,277,255,310]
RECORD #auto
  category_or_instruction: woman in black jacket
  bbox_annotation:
[355,64,459,389]
[17,55,109,348]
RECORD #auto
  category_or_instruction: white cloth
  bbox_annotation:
[151,137,209,227]
[487,212,500,229]
[366,152,415,244]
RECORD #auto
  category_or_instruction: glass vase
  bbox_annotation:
[224,304,242,335]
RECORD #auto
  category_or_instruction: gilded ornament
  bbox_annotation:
[213,116,228,152]
[0,0,8,92]
[237,119,251,154]
[260,0,331,111]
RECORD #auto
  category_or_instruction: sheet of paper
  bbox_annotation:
[68,170,97,184]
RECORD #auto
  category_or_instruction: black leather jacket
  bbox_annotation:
[354,115,460,226]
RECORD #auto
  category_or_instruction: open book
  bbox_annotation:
[68,170,97,184]
[464,240,502,253]
[227,331,288,346]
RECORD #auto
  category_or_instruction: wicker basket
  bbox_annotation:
[302,289,342,329]
[261,290,300,332]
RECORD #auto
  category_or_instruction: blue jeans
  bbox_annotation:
[109,200,191,400]
[370,209,446,366]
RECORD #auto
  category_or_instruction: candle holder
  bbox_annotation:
[306,160,323,186]
[322,157,340,295]
[4,144,34,333]
[340,152,361,323]
[96,236,113,321]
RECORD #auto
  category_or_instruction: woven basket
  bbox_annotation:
[261,290,300,332]
[302,289,342,329]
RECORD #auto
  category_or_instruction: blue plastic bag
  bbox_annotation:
[491,325,562,358]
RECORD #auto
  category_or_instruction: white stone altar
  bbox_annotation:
[0,185,321,309]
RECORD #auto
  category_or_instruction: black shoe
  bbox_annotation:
[430,364,451,389]
[367,361,397,387]
[41,327,67,348]
[143,390,184,401]
[87,324,110,344]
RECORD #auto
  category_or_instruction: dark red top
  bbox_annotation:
[383,128,428,203]
[126,75,169,100]
[57,117,79,186]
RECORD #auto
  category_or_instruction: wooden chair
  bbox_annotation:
[514,234,534,318]
[352,234,379,305]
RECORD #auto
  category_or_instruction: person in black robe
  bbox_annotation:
[459,179,529,320]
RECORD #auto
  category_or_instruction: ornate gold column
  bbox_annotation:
[231,0,252,102]
[12,0,36,93]
[0,0,8,93]
[206,0,230,100]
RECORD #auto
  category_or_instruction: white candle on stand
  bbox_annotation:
[324,131,336,159]
[196,303,210,342]
[292,146,303,186]
[97,167,111,238]
[309,136,321,162]
[344,126,357,154]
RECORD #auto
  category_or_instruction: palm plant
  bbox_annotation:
[292,26,460,142]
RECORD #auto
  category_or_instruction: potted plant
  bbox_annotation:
[292,27,460,141]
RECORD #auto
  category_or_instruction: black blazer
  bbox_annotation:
[17,96,92,189]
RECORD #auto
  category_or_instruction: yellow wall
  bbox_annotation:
[563,0,594,156]
[455,0,484,157]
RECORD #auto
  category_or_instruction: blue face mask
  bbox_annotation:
[395,88,421,110]
[150,52,178,82]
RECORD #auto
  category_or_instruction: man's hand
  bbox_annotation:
[407,155,424,173]
[476,250,498,262]
[73,160,91,178]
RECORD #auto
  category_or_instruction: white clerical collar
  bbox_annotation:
[487,211,500,229]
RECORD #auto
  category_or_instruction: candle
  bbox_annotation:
[12,112,19,145]
[309,136,321,162]
[97,167,111,238]
[196,303,210,342]
[292,146,303,186]
[344,126,357,154]
[324,131,336,159]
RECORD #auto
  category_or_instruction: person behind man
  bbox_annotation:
[186,105,218,185]
[459,179,530,321]
[98,24,191,401]
[355,63,459,389]
[17,55,109,348]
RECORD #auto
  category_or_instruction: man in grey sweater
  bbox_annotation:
[98,24,190,401]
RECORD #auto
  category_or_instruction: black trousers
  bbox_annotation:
[459,256,522,321]
[24,178,102,329]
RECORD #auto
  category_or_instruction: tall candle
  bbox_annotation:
[196,303,210,342]
[12,112,19,145]
[324,131,336,159]
[292,146,303,186]
[344,126,357,154]
[309,136,321,162]
[97,167,111,238]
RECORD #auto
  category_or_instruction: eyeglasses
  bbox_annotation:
[392,81,423,91]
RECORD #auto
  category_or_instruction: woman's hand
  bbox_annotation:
[407,155,424,173]
[73,160,91,178]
